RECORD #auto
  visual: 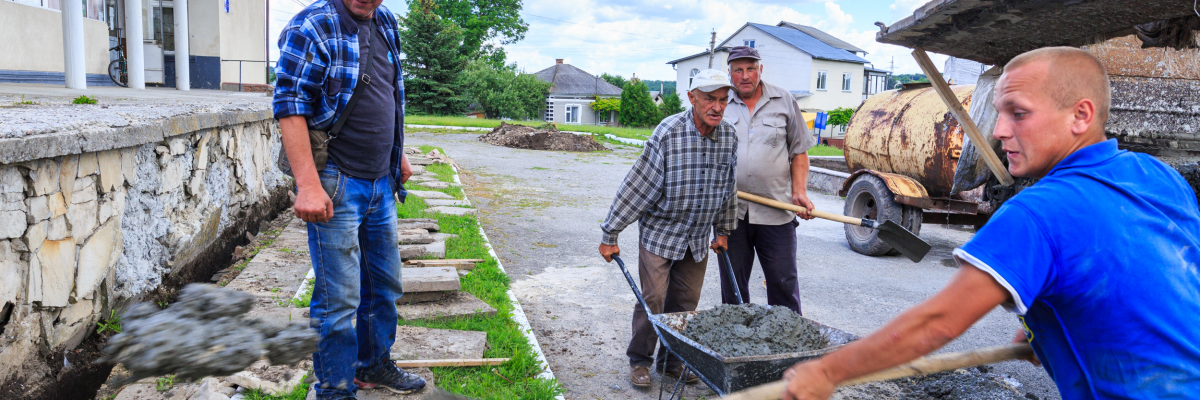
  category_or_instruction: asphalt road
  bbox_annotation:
[406,131,1060,400]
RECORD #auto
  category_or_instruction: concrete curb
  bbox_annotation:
[447,162,563,398]
[405,124,646,148]
[807,166,850,195]
[0,109,273,164]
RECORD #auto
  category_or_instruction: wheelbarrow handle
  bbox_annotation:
[612,255,655,318]
[714,247,743,305]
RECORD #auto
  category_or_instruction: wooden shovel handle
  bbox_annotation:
[721,343,1034,400]
[737,191,862,226]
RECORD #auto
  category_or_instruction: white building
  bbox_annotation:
[667,22,871,113]
[1,0,267,90]
[533,59,623,126]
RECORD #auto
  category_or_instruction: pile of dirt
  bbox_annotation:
[102,284,318,383]
[478,122,608,152]
[683,304,827,357]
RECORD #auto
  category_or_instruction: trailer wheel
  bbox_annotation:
[843,174,922,256]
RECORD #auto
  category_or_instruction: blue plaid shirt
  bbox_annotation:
[273,0,407,197]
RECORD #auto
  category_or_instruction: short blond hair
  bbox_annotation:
[1005,47,1111,123]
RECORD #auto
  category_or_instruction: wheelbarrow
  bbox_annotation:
[613,249,859,398]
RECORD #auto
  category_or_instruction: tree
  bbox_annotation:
[619,79,661,127]
[827,106,855,127]
[591,98,620,113]
[600,73,627,91]
[641,79,676,95]
[658,91,684,117]
[424,0,528,67]
[459,60,551,120]
[400,0,469,115]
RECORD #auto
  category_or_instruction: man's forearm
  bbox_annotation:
[809,266,1008,384]
[279,115,321,192]
[791,153,810,194]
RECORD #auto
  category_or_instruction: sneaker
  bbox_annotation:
[354,360,427,394]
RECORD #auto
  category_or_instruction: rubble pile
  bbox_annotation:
[478,122,608,152]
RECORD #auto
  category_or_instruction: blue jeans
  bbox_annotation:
[306,161,404,399]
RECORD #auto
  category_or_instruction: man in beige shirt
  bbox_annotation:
[721,46,816,314]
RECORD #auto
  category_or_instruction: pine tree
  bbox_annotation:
[399,0,468,115]
[619,79,660,127]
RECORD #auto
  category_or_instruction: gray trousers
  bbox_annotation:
[627,244,707,368]
[721,217,801,314]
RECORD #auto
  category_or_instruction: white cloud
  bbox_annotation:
[888,0,925,20]
[824,2,853,27]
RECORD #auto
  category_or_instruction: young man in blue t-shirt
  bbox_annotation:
[780,47,1200,400]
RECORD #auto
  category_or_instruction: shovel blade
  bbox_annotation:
[875,220,931,263]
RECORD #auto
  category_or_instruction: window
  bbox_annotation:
[544,100,554,121]
[565,105,581,124]
[842,73,852,92]
[688,68,700,88]
[816,71,827,90]
[743,39,756,48]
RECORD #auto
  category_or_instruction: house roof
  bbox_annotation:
[865,66,890,74]
[875,0,1198,65]
[722,23,871,64]
[665,47,730,65]
[777,22,867,54]
[532,63,623,96]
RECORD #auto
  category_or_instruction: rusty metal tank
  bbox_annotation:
[843,84,974,198]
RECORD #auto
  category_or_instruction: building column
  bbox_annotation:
[124,0,146,89]
[174,0,189,90]
[60,0,87,89]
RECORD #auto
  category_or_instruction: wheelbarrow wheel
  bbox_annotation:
[843,174,921,256]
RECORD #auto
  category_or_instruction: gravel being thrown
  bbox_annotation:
[102,284,319,383]
[683,303,827,357]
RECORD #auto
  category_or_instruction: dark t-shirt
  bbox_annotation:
[329,17,396,179]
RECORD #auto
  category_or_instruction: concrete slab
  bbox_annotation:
[227,359,310,396]
[423,199,471,207]
[397,219,439,232]
[397,240,446,260]
[112,381,198,400]
[243,302,309,326]
[429,206,475,216]
[224,248,312,307]
[354,368,436,400]
[401,267,459,293]
[397,291,497,322]
[399,291,450,304]
[391,326,487,361]
[418,181,458,190]
[406,190,453,200]
[408,157,435,166]
[397,229,435,245]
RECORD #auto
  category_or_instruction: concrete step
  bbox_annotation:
[398,240,446,260]
[401,266,459,293]
[392,326,488,361]
[223,247,312,308]
[397,291,497,322]
[227,359,311,396]
[419,181,459,190]
[406,190,454,200]
[429,206,475,216]
[403,259,479,270]
[398,229,435,245]
[408,157,435,166]
[397,219,440,232]
[423,199,471,207]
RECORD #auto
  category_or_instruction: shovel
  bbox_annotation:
[720,343,1034,400]
[736,191,931,263]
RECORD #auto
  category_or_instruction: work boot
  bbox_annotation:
[663,365,700,384]
[354,360,427,395]
[630,366,652,388]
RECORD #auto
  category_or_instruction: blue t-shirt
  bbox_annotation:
[956,139,1200,399]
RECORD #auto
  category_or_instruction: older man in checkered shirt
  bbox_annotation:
[599,70,739,388]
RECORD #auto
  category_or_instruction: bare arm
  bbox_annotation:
[280,115,333,223]
[782,264,1011,400]
[791,153,814,220]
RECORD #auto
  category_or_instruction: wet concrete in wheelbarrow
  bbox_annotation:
[684,304,827,357]
[403,131,1060,400]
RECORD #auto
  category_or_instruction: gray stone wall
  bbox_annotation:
[0,116,285,385]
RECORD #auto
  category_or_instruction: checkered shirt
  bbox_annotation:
[601,110,739,262]
[272,0,407,195]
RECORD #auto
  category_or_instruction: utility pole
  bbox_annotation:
[707,30,717,68]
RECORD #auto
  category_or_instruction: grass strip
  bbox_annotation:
[406,115,653,141]
[808,144,845,156]
[396,145,563,400]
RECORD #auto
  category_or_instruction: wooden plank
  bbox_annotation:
[912,48,1015,186]
[393,358,510,367]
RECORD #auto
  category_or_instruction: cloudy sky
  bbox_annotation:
[269,0,947,81]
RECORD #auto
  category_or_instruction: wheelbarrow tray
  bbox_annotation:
[651,311,860,395]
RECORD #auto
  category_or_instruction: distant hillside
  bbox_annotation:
[887,73,928,89]
[641,80,676,95]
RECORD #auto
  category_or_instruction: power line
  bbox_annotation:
[520,12,705,47]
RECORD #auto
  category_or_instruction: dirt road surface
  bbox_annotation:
[406,132,1060,400]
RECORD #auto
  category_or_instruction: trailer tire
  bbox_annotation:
[843,174,922,257]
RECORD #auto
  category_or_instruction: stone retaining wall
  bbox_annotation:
[0,110,287,394]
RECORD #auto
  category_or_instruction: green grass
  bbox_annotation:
[808,144,844,156]
[396,146,563,400]
[13,95,36,105]
[405,115,653,141]
[72,95,97,105]
[241,374,311,400]
[96,310,122,334]
[155,375,176,392]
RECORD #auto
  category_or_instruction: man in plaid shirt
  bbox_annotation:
[273,0,422,398]
[599,69,739,388]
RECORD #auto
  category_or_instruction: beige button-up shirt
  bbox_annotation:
[724,81,815,225]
